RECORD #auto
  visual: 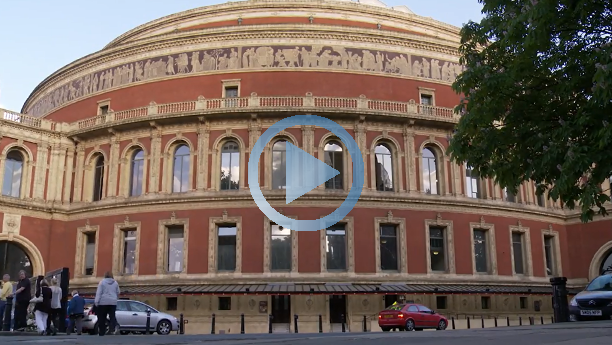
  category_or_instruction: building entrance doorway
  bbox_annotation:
[329,295,347,332]
[271,295,291,333]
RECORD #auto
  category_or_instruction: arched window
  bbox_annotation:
[130,149,145,197]
[601,251,612,274]
[220,141,239,190]
[2,150,24,198]
[93,155,105,201]
[422,147,439,195]
[0,241,33,279]
[375,144,393,191]
[324,141,343,190]
[173,145,190,193]
[272,140,287,190]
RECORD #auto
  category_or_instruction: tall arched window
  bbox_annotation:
[324,141,343,190]
[375,144,393,191]
[221,141,239,190]
[2,150,24,198]
[0,241,33,279]
[173,145,190,193]
[93,155,105,201]
[465,165,480,198]
[130,149,145,197]
[272,140,287,190]
[422,147,439,195]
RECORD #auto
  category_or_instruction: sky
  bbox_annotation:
[0,0,484,112]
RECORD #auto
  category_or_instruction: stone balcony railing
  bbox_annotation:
[1,93,459,135]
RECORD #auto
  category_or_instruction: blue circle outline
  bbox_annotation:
[248,115,364,232]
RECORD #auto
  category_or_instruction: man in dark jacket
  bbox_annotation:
[67,290,85,335]
[13,270,31,331]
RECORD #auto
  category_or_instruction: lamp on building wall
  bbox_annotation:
[309,15,314,23]
[238,17,243,25]
[377,23,382,30]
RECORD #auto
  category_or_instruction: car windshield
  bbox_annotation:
[586,275,612,291]
[385,304,405,311]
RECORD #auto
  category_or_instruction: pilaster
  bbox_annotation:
[62,146,75,203]
[403,126,417,192]
[33,142,49,200]
[197,118,210,190]
[354,116,368,189]
[148,125,162,193]
[73,143,85,202]
[47,143,65,201]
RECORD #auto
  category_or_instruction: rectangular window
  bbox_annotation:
[520,297,528,309]
[326,224,347,271]
[481,296,490,309]
[436,296,447,310]
[85,233,96,276]
[99,105,109,115]
[218,297,231,310]
[122,230,137,275]
[218,225,237,271]
[224,86,238,107]
[166,297,178,311]
[420,94,433,105]
[473,229,488,273]
[429,227,446,272]
[512,232,525,274]
[465,166,480,198]
[379,225,398,271]
[544,235,555,276]
[167,226,185,273]
[270,224,291,271]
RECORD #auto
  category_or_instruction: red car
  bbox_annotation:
[378,303,448,331]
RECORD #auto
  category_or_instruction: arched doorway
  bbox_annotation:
[0,241,33,279]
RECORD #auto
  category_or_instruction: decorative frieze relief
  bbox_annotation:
[26,44,465,117]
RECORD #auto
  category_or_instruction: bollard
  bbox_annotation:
[240,313,245,334]
[494,317,498,327]
[294,314,299,333]
[179,314,185,334]
[467,317,471,329]
[541,316,544,325]
[481,316,484,328]
[519,317,522,326]
[529,317,534,326]
[2,296,12,332]
[211,313,216,334]
[341,314,346,333]
[268,314,273,334]
[145,309,152,334]
[363,315,367,332]
[318,315,323,333]
[451,317,455,330]
[507,317,510,326]
[551,316,554,324]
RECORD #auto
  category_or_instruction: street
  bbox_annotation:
[2,321,612,344]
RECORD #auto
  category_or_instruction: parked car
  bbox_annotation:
[83,299,179,335]
[378,303,448,331]
[569,272,612,321]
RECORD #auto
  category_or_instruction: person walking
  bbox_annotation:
[94,271,120,336]
[0,274,12,329]
[47,278,62,335]
[67,290,85,335]
[33,279,52,335]
[13,270,31,331]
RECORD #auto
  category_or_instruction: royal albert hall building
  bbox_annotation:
[1,0,611,333]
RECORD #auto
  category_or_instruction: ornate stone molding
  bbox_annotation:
[112,218,142,277]
[424,212,455,274]
[263,215,298,274]
[319,216,355,273]
[208,212,242,274]
[509,221,533,277]
[74,221,100,278]
[156,213,190,275]
[541,225,563,278]
[469,217,498,276]
[374,211,407,274]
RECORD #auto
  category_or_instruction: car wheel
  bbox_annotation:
[156,319,172,335]
[120,331,130,335]
[381,327,390,332]
[437,320,447,330]
[405,319,415,331]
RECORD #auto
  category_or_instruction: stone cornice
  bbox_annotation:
[106,0,461,49]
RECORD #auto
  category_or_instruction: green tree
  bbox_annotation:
[449,0,612,222]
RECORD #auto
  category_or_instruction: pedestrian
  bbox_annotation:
[13,270,31,331]
[67,290,85,335]
[0,274,12,329]
[94,271,120,336]
[47,278,62,335]
[33,279,52,335]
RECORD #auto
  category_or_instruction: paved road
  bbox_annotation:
[3,321,612,344]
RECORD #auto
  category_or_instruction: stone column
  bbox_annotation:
[148,125,162,193]
[47,143,65,201]
[354,117,368,189]
[107,133,120,197]
[73,143,85,202]
[452,162,463,196]
[403,127,417,192]
[33,142,50,200]
[196,118,210,190]
[62,146,75,203]
[248,115,262,187]
[301,125,315,156]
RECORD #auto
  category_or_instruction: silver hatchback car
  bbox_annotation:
[83,300,179,335]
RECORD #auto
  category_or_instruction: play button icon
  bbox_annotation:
[248,115,364,232]
[285,142,340,204]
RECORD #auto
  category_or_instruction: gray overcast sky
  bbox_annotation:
[0,0,484,112]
